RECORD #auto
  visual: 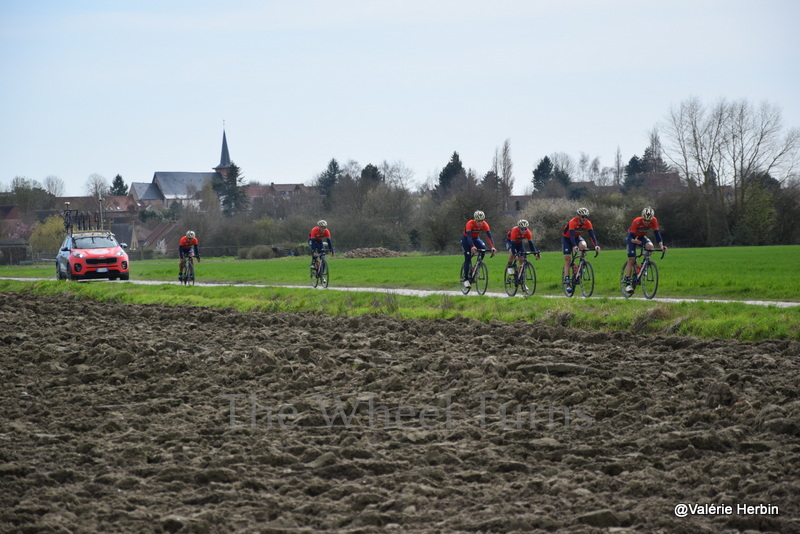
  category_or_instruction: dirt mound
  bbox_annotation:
[1,292,798,532]
[342,247,405,258]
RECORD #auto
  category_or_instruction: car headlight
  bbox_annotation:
[72,251,86,258]
[116,250,126,257]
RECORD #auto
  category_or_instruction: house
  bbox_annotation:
[140,220,181,253]
[129,130,233,209]
[637,172,683,194]
[0,206,23,236]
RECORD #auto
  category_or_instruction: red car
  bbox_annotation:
[56,231,130,281]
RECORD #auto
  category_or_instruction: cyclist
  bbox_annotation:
[308,220,335,262]
[178,230,200,281]
[461,210,496,288]
[562,207,601,294]
[623,206,666,293]
[505,219,540,274]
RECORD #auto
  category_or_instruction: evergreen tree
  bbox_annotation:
[214,162,249,217]
[552,166,571,187]
[317,159,340,198]
[360,163,384,184]
[641,147,671,173]
[434,152,466,198]
[482,170,501,192]
[109,174,128,196]
[623,155,646,190]
[532,156,554,191]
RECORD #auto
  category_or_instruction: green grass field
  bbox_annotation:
[2,246,799,341]
[8,245,798,300]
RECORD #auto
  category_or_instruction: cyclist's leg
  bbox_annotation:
[460,236,473,280]
[624,236,637,278]
[561,237,572,280]
[179,257,185,279]
[511,243,524,272]
[505,239,515,272]
[311,242,325,266]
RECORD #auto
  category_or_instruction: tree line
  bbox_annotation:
[7,98,800,256]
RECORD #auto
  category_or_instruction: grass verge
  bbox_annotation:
[2,279,798,341]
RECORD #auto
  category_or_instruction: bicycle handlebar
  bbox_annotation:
[572,249,599,260]
[637,245,666,260]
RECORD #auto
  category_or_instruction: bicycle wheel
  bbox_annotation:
[460,264,472,295]
[521,261,536,296]
[620,263,634,298]
[578,261,594,297]
[310,261,319,288]
[504,265,517,297]
[319,258,329,288]
[475,261,489,295]
[185,261,195,285]
[641,261,659,299]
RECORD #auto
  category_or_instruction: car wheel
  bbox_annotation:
[120,273,130,281]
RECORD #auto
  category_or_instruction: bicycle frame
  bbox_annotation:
[505,251,537,297]
[182,251,195,285]
[621,245,665,299]
[563,249,597,298]
[461,248,489,295]
[468,248,486,273]
[633,246,665,278]
[310,250,329,288]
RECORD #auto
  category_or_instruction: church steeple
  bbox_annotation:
[214,129,232,176]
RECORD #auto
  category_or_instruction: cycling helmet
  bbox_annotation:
[517,219,529,229]
[642,206,655,221]
[473,210,486,221]
[317,220,328,228]
[576,207,590,217]
[186,230,195,239]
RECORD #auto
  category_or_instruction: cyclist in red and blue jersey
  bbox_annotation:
[562,207,601,293]
[308,220,335,263]
[505,219,540,274]
[178,230,200,281]
[461,210,496,287]
[623,206,666,292]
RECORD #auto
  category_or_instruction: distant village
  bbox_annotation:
[0,131,320,264]
[2,131,690,265]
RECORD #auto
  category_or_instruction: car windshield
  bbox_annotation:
[74,236,118,249]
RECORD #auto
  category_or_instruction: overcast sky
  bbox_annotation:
[2,0,799,197]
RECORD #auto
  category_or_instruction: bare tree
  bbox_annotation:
[549,152,575,184]
[44,175,65,197]
[614,147,624,186]
[661,97,800,245]
[84,174,110,198]
[726,100,800,215]
[500,139,514,210]
[577,152,590,182]
[589,156,601,183]
[379,160,415,189]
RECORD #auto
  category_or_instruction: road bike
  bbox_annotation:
[503,251,538,297]
[563,249,597,298]
[310,250,329,288]
[181,251,196,286]
[460,249,489,295]
[620,246,665,299]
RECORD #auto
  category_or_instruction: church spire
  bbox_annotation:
[215,129,231,172]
